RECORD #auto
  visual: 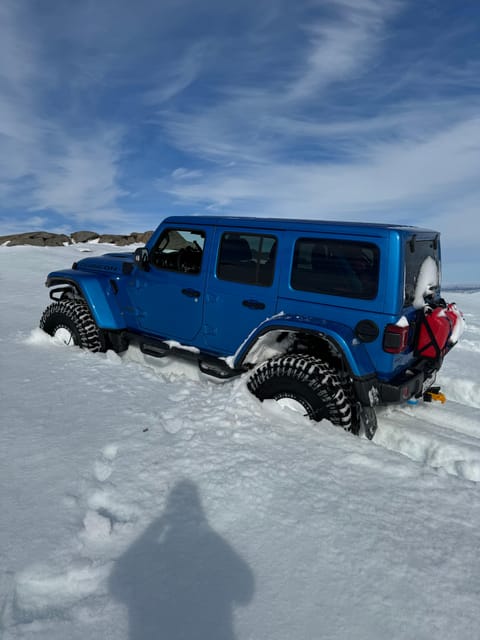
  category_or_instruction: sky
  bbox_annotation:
[0,0,479,282]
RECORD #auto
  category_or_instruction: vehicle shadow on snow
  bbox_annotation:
[109,479,254,640]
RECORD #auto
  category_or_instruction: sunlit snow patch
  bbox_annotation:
[23,327,57,346]
[375,403,480,482]
[14,561,110,622]
[262,398,330,429]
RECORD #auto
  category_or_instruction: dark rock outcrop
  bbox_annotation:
[0,231,71,247]
[0,230,153,247]
[98,234,137,246]
[132,231,154,244]
[70,231,99,243]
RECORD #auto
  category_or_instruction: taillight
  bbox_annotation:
[383,324,409,354]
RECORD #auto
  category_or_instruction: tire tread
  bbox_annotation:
[40,299,104,352]
[247,354,352,431]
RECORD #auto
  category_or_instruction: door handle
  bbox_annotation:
[182,288,201,298]
[242,299,265,310]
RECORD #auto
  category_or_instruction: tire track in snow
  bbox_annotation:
[438,375,480,410]
[374,401,480,482]
[372,292,480,482]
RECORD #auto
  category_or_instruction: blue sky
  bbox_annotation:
[0,0,479,282]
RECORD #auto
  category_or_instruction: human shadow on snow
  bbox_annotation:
[109,479,254,640]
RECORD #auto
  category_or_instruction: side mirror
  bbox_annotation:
[134,247,150,269]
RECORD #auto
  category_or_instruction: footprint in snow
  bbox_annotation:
[93,444,118,482]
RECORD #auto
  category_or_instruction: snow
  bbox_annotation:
[163,340,201,355]
[395,315,409,328]
[1,244,480,639]
[413,256,440,309]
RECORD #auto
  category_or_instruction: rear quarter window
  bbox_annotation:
[404,238,440,306]
[291,238,379,299]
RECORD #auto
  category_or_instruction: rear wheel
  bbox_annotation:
[247,354,353,432]
[40,299,105,352]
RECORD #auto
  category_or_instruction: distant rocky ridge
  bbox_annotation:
[0,230,153,247]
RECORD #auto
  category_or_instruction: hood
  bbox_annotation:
[74,251,134,275]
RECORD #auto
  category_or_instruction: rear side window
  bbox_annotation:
[405,238,440,306]
[217,232,277,286]
[291,238,379,299]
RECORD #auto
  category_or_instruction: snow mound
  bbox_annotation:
[13,561,110,623]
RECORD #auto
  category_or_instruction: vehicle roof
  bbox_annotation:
[162,215,437,237]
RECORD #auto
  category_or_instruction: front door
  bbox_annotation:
[128,227,207,342]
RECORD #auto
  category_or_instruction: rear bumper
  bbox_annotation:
[353,366,437,406]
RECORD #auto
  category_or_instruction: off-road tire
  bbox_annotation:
[247,354,353,431]
[40,299,105,352]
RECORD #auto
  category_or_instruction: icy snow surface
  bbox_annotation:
[1,244,480,639]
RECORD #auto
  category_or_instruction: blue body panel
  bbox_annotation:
[47,265,129,329]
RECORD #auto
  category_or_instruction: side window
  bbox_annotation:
[151,229,205,274]
[217,233,277,286]
[291,238,379,299]
[404,238,440,306]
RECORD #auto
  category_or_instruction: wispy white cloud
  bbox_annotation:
[287,0,399,101]
[31,129,128,218]
[143,42,210,105]
[0,2,38,89]
[0,1,129,231]
[171,168,204,180]
[161,115,480,232]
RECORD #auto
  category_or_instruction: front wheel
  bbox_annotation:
[40,299,106,352]
[247,354,353,432]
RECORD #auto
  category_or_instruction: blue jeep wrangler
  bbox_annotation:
[40,216,463,439]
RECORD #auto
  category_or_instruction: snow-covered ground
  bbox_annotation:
[1,244,479,639]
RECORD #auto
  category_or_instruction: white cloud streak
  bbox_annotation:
[162,116,480,243]
[31,130,127,217]
[287,0,397,100]
[0,2,128,230]
[143,42,210,105]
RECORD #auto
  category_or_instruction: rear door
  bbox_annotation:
[203,229,279,354]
